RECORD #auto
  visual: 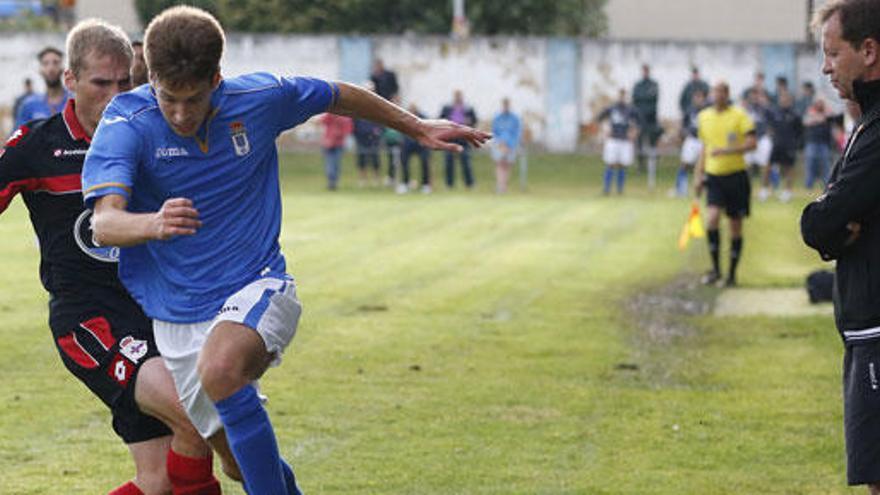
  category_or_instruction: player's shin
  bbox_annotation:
[215,384,292,494]
[167,448,221,495]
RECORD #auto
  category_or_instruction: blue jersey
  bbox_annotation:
[15,90,71,127]
[491,111,522,149]
[82,73,336,322]
[598,103,640,140]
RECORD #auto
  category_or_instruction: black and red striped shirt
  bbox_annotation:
[0,100,128,298]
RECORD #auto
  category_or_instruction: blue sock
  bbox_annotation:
[770,167,780,188]
[281,459,303,495]
[603,166,613,193]
[215,385,288,495]
[616,167,626,193]
[676,168,688,195]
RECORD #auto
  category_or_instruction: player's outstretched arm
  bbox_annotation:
[328,82,491,152]
[92,194,201,247]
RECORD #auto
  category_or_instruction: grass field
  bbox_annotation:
[0,150,852,494]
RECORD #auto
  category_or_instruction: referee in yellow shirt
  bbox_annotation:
[695,81,757,286]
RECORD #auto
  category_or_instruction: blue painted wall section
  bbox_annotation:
[545,38,579,152]
[339,37,372,84]
[761,44,797,94]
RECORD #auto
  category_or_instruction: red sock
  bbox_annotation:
[167,449,221,495]
[108,481,145,495]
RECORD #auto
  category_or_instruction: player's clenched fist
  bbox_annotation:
[152,197,201,240]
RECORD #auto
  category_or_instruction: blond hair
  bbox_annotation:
[66,18,132,78]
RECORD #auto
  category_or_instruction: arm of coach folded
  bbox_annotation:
[800,129,880,260]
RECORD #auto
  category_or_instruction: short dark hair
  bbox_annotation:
[144,5,224,88]
[37,46,62,61]
[813,0,880,49]
[131,40,143,48]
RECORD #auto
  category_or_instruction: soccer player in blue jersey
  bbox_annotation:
[82,6,490,494]
[596,88,640,195]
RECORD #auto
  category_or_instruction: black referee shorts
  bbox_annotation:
[844,341,880,485]
[705,170,751,219]
[49,294,171,444]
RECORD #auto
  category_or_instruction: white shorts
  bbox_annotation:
[602,138,634,166]
[744,135,773,167]
[491,143,518,163]
[680,135,703,165]
[154,273,302,438]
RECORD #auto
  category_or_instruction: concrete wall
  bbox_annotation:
[76,0,141,34]
[0,32,836,151]
[605,0,811,43]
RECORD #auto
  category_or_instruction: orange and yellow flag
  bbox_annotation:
[678,201,706,250]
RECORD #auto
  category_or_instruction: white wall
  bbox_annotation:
[374,36,546,142]
[605,0,810,42]
[0,33,835,150]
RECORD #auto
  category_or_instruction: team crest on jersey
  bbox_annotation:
[73,209,120,263]
[230,121,250,157]
[119,336,148,364]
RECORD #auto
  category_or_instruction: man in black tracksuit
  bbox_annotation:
[801,1,880,491]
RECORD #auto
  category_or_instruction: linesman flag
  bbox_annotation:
[678,201,706,250]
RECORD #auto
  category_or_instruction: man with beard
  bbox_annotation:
[16,46,72,128]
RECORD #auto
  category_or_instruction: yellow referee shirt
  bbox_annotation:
[697,105,755,176]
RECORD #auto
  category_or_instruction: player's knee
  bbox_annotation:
[197,354,245,400]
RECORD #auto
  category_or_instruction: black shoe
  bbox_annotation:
[701,271,721,285]
[722,278,737,288]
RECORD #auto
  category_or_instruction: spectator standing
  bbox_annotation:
[675,88,708,196]
[596,88,640,195]
[773,76,792,105]
[796,81,817,116]
[491,97,522,194]
[353,117,383,187]
[767,91,804,202]
[320,113,353,191]
[16,46,71,128]
[742,71,768,101]
[743,88,777,200]
[370,58,399,101]
[803,98,834,190]
[384,125,405,193]
[679,66,710,119]
[440,90,477,189]
[401,102,433,193]
[633,64,661,186]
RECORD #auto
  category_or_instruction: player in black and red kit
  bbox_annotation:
[0,19,230,494]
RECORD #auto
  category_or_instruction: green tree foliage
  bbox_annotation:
[135,0,607,36]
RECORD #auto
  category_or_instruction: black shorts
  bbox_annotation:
[771,146,797,167]
[844,342,880,485]
[638,123,662,147]
[49,292,171,444]
[705,171,750,218]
